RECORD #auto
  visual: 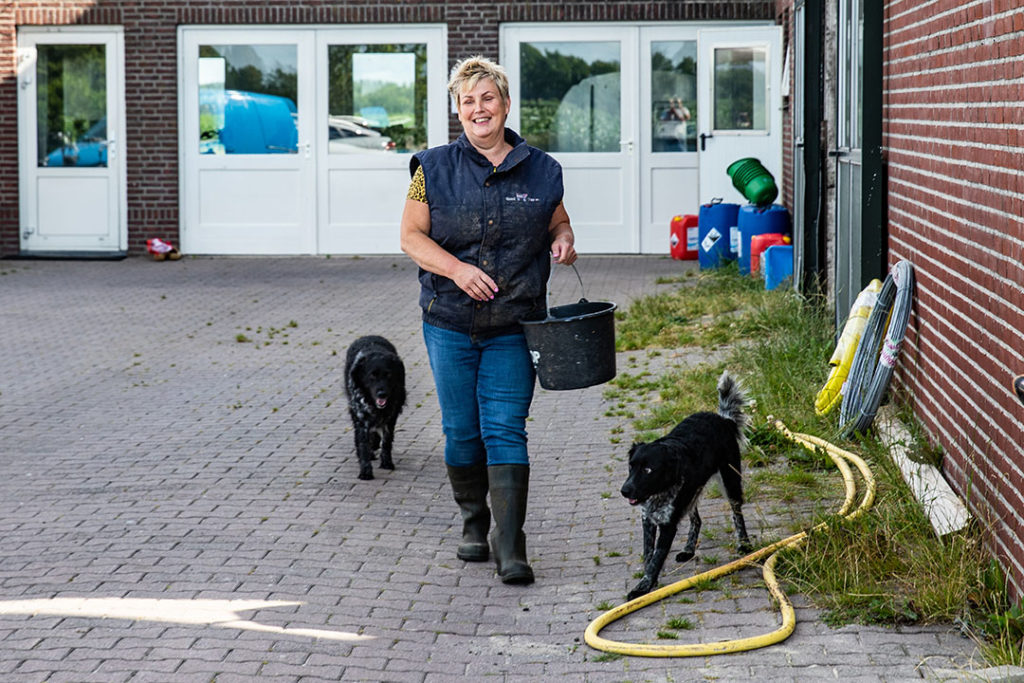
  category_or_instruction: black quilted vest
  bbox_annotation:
[410,129,563,339]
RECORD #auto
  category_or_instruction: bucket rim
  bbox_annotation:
[519,299,617,326]
[726,157,759,175]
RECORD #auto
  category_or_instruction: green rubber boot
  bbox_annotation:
[446,464,490,562]
[487,464,534,585]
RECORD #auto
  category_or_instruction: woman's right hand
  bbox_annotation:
[451,262,498,301]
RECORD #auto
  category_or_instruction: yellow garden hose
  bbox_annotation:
[584,420,876,657]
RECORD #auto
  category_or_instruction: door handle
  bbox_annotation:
[700,132,713,151]
[619,139,634,153]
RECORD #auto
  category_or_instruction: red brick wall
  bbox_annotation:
[884,1,1024,596]
[0,0,775,257]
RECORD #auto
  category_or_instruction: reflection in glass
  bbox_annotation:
[519,42,620,153]
[713,47,767,131]
[651,41,697,153]
[198,44,298,154]
[327,44,426,154]
[36,44,107,167]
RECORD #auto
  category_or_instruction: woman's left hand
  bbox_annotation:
[551,235,577,265]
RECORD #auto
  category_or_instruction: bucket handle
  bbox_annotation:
[544,262,588,317]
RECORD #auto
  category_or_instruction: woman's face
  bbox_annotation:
[457,77,510,150]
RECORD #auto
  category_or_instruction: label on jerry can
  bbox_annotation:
[687,227,698,251]
[701,227,721,253]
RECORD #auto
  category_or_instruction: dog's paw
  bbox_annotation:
[358,469,374,481]
[379,458,395,470]
[627,578,653,601]
[675,549,695,563]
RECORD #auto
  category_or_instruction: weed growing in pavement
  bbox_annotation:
[591,652,623,663]
[665,617,695,630]
[611,265,1014,663]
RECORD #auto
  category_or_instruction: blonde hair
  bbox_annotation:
[447,55,510,106]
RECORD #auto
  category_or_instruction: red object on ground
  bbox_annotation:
[670,214,699,260]
[750,233,790,273]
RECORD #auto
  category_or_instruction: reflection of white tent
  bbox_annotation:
[553,72,620,152]
[652,70,695,103]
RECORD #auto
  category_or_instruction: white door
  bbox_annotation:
[180,26,448,255]
[315,27,448,254]
[639,26,700,253]
[697,26,783,206]
[17,27,126,255]
[180,29,316,254]
[503,26,638,253]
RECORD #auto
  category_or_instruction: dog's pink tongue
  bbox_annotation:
[376,398,387,408]
[628,498,639,506]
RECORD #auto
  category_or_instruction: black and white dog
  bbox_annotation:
[620,371,752,600]
[344,335,406,481]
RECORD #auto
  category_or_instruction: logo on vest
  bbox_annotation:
[506,192,540,203]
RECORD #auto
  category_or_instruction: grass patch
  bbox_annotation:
[665,617,695,630]
[612,265,1015,664]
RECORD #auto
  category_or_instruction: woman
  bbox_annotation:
[400,56,576,585]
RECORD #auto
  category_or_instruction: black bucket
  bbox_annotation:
[520,298,617,391]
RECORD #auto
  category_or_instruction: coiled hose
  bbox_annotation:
[584,421,875,657]
[839,260,915,437]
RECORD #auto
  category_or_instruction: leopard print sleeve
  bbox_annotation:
[406,165,427,204]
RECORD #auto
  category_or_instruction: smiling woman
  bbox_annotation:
[399,55,578,587]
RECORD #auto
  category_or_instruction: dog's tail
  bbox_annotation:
[717,371,750,444]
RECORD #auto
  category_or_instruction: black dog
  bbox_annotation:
[344,335,406,481]
[620,371,752,600]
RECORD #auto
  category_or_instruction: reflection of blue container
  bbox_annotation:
[764,245,794,290]
[738,204,790,275]
[698,201,740,270]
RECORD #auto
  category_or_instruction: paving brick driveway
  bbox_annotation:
[0,256,980,681]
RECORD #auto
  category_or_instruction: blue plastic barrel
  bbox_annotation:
[737,204,790,275]
[697,201,740,270]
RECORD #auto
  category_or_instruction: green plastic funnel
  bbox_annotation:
[727,157,778,205]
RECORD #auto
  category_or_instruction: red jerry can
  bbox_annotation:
[670,214,699,260]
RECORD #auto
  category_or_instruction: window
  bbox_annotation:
[36,44,107,167]
[713,47,767,132]
[650,40,697,152]
[326,44,427,154]
[519,41,621,152]
[198,44,298,154]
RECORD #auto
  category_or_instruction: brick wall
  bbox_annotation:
[0,0,774,257]
[884,1,1024,596]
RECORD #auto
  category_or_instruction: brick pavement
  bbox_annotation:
[0,255,984,681]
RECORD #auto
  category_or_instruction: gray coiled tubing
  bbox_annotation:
[839,260,915,437]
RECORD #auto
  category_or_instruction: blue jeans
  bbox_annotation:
[422,322,536,467]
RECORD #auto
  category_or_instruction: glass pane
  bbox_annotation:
[713,47,767,131]
[198,44,298,154]
[36,44,107,167]
[651,41,697,153]
[327,44,426,154]
[519,41,620,153]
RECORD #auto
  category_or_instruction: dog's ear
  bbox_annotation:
[627,442,643,460]
[659,444,684,482]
